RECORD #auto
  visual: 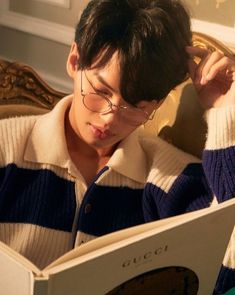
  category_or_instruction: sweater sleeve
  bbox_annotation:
[142,136,213,222]
[203,106,235,203]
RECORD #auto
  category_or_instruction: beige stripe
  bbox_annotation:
[0,116,77,181]
[205,106,235,150]
[0,223,74,269]
[0,116,35,165]
[144,136,201,192]
[96,168,144,189]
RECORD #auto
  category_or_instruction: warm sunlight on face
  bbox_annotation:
[66,46,157,154]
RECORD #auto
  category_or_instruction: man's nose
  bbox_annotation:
[99,108,119,125]
[100,96,123,123]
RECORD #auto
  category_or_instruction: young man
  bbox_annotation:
[0,0,234,293]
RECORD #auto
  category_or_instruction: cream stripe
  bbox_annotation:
[96,168,144,189]
[143,136,201,192]
[0,116,70,179]
[205,106,235,150]
[0,116,77,181]
[0,116,36,164]
[0,223,74,269]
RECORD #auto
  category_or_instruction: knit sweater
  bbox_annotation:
[0,95,234,294]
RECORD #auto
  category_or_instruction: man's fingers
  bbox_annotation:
[187,58,197,81]
[205,56,231,81]
[198,52,231,86]
[186,46,235,85]
[186,46,212,84]
[186,46,209,59]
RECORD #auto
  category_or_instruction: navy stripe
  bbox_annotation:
[144,163,213,220]
[143,182,164,221]
[213,265,235,295]
[77,184,144,236]
[203,147,235,203]
[0,164,76,231]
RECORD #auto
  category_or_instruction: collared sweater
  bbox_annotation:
[0,95,234,294]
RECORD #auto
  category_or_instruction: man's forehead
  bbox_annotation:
[89,48,121,70]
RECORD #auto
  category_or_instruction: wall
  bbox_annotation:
[185,0,235,51]
[0,0,89,92]
[0,0,234,92]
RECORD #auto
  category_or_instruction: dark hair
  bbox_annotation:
[75,0,191,104]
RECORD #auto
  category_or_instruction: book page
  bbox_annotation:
[44,213,186,270]
[0,241,41,275]
[44,198,234,270]
[43,198,235,295]
[0,241,39,295]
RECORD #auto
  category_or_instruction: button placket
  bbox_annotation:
[71,178,87,247]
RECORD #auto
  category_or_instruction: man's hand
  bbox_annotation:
[186,46,235,109]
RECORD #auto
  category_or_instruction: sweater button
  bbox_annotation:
[84,203,92,214]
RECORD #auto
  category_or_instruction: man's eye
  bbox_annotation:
[95,89,110,97]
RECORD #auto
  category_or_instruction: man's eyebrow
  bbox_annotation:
[94,73,116,92]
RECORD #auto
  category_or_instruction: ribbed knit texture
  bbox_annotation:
[205,106,235,150]
[204,106,235,294]
[0,223,72,269]
[213,266,235,295]
[0,96,234,294]
[203,106,235,204]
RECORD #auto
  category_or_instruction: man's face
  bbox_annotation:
[66,44,157,152]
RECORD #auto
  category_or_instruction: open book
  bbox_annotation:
[1,198,235,295]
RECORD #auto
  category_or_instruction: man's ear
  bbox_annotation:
[66,42,79,78]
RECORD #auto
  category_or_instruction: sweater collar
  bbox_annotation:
[107,128,148,183]
[24,95,75,173]
[24,95,148,183]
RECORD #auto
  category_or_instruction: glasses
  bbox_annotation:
[80,71,155,126]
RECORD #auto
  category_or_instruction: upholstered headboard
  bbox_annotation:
[0,32,234,158]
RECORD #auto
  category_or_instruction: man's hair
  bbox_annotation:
[75,0,191,104]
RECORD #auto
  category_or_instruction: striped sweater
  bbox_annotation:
[0,95,234,294]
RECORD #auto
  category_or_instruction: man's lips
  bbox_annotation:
[88,123,113,139]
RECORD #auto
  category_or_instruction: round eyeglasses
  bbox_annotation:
[80,71,155,126]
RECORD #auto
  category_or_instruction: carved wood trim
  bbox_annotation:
[192,32,235,59]
[0,59,67,110]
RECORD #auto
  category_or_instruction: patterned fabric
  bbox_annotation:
[0,95,234,293]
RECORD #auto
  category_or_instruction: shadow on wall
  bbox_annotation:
[158,83,207,159]
[144,80,207,159]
